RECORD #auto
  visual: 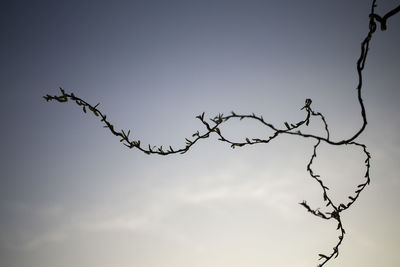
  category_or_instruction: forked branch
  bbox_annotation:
[43,1,398,266]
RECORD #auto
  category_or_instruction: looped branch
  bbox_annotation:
[43,1,398,266]
[370,3,400,31]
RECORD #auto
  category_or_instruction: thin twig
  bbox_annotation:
[43,1,397,266]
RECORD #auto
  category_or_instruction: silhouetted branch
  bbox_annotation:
[370,3,400,30]
[43,1,398,266]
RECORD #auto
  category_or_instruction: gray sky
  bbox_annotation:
[1,0,399,266]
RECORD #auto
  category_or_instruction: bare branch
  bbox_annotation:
[43,1,399,266]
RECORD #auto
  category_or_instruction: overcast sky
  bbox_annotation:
[1,0,399,267]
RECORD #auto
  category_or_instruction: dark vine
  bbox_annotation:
[43,1,399,266]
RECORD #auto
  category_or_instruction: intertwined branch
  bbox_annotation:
[43,1,399,266]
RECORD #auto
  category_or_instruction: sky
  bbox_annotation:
[1,0,399,266]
